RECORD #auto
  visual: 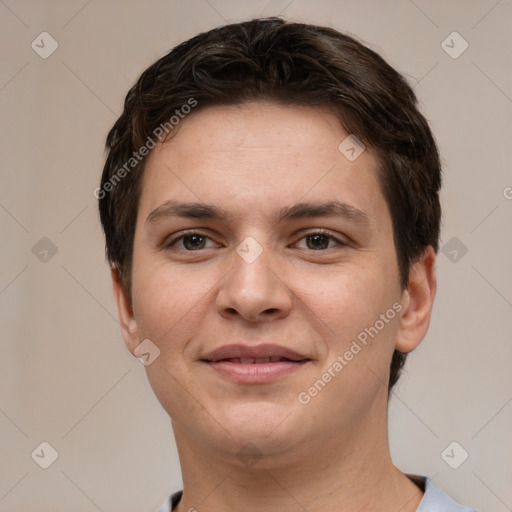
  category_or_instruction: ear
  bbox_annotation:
[395,246,437,353]
[111,266,139,355]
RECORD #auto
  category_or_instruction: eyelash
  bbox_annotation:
[165,229,347,251]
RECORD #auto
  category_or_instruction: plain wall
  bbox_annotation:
[1,1,511,511]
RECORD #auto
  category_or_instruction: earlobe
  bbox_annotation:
[395,246,437,354]
[111,266,139,354]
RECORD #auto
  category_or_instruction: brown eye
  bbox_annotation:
[294,231,346,251]
[182,234,207,250]
[305,234,330,250]
[166,231,219,251]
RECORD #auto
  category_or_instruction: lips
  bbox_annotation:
[222,356,292,364]
[201,344,309,363]
[201,344,311,383]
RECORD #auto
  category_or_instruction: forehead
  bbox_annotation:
[137,101,389,229]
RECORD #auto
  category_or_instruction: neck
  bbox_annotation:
[171,397,423,512]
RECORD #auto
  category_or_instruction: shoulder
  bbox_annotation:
[411,475,478,512]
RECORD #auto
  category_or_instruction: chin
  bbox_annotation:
[210,404,310,459]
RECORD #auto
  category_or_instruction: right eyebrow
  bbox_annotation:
[146,200,233,225]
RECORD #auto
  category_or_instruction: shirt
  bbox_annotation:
[155,475,477,511]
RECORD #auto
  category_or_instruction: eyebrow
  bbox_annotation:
[145,200,371,226]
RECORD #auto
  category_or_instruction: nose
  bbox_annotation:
[216,245,293,323]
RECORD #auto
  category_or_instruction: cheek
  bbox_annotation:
[131,258,222,350]
[295,262,399,379]
[131,263,211,416]
[296,263,390,335]
[295,269,400,410]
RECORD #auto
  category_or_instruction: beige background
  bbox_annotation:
[1,1,511,511]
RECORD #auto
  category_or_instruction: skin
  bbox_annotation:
[112,101,437,512]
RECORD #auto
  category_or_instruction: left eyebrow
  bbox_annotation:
[275,201,371,226]
[145,200,371,227]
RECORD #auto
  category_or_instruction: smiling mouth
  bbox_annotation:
[201,345,311,383]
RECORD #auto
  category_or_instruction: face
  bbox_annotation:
[113,101,433,467]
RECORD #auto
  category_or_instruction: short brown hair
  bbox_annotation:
[98,17,442,392]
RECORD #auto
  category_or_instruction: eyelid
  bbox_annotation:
[164,229,221,249]
[291,228,349,247]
